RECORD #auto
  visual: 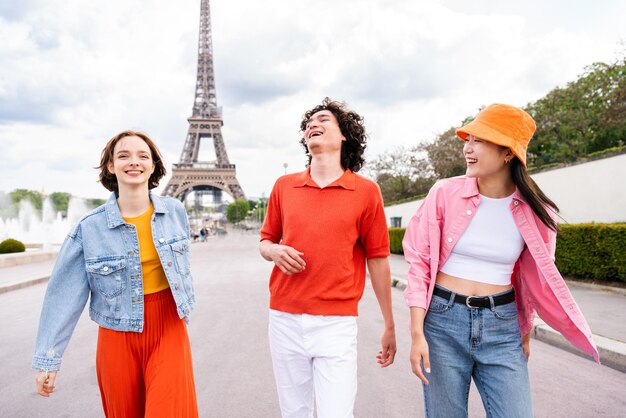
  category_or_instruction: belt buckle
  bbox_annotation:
[465,296,479,309]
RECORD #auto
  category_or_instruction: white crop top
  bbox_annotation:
[440,194,525,285]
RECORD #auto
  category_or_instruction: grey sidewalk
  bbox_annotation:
[0,258,55,294]
[387,253,626,372]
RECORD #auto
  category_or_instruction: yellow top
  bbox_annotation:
[123,204,170,294]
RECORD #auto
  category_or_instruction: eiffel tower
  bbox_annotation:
[162,0,245,204]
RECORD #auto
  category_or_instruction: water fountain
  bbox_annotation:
[0,196,90,257]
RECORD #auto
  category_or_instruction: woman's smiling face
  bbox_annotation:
[107,135,155,190]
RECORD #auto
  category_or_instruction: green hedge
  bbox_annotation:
[555,224,626,283]
[388,223,626,283]
[388,228,406,255]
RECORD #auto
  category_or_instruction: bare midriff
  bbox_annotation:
[435,271,513,297]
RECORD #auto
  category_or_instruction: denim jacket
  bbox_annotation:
[32,192,195,371]
[403,176,599,362]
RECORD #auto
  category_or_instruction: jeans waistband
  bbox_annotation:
[433,285,515,309]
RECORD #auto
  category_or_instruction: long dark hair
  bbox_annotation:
[511,158,559,232]
[299,98,367,172]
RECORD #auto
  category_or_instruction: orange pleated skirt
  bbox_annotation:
[96,289,198,418]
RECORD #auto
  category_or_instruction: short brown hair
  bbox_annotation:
[97,130,167,192]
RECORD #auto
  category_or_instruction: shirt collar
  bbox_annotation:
[150,192,169,214]
[105,191,168,228]
[461,176,480,198]
[293,167,356,190]
[461,175,526,204]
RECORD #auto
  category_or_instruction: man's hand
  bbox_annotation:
[522,332,531,360]
[410,334,430,385]
[260,241,306,275]
[35,371,57,397]
[376,327,397,368]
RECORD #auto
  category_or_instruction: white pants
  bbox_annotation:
[268,309,358,418]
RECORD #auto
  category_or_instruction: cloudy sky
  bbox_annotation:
[1,0,625,201]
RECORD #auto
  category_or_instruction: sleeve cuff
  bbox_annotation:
[32,356,62,372]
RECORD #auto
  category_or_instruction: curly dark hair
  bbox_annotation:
[299,97,367,172]
[97,130,166,192]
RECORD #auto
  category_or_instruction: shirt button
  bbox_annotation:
[514,200,519,206]
[102,266,109,272]
[535,247,541,252]
[447,237,453,243]
[168,261,173,267]
[159,238,165,243]
[466,210,472,215]
[175,283,180,290]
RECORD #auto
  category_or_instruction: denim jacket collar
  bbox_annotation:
[104,191,170,229]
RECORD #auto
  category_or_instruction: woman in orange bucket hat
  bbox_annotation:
[403,104,598,417]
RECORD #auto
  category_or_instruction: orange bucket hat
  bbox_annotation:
[455,103,536,167]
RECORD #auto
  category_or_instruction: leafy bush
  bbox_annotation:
[226,199,250,224]
[389,224,626,283]
[0,238,26,254]
[388,228,406,255]
[555,224,626,282]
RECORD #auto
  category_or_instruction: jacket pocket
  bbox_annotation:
[170,239,191,276]
[86,258,127,298]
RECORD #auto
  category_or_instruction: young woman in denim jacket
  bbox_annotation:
[403,104,598,418]
[32,130,198,417]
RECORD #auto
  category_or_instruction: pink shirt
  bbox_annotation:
[403,176,599,362]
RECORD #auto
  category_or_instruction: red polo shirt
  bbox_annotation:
[260,168,390,316]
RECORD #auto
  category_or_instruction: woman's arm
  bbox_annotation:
[410,307,430,384]
[32,231,90,395]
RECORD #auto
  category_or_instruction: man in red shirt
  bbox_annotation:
[260,98,396,417]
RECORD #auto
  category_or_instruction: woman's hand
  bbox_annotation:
[410,334,430,385]
[35,371,57,397]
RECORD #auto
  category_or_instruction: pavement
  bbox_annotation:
[1,248,625,373]
[7,234,626,417]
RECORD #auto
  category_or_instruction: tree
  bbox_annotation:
[9,189,42,211]
[526,58,626,166]
[226,199,250,224]
[419,126,466,179]
[49,192,72,213]
[85,198,106,209]
[364,146,434,203]
[369,53,626,201]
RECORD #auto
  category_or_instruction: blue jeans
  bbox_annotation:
[423,285,532,418]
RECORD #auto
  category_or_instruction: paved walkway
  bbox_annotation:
[3,234,626,417]
[0,258,55,293]
[1,245,625,372]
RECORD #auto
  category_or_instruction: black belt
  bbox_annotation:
[433,286,515,309]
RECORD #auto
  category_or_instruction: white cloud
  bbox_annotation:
[1,0,625,200]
